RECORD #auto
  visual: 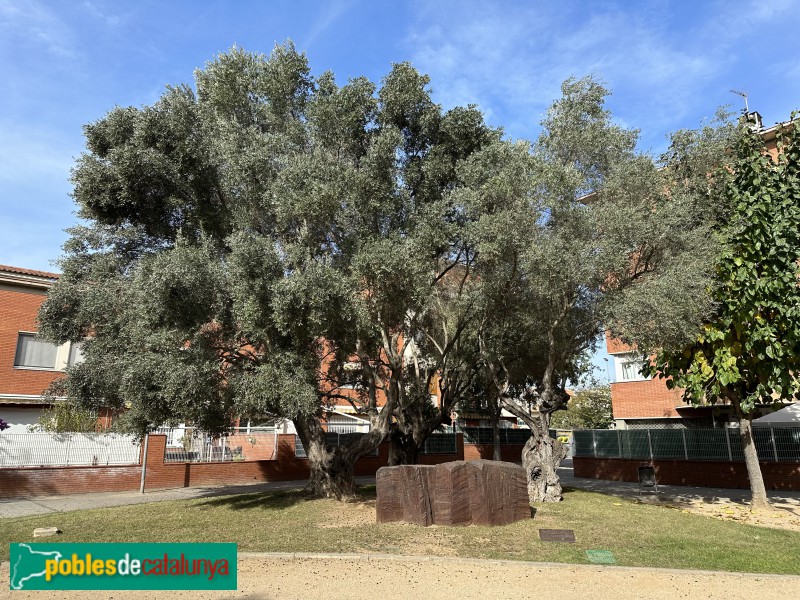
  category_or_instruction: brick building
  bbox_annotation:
[607,113,793,429]
[0,264,85,432]
[606,332,731,429]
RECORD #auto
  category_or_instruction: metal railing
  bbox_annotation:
[460,427,534,445]
[421,432,458,454]
[157,427,277,463]
[295,431,458,456]
[0,432,141,468]
[573,427,800,462]
[294,431,379,458]
[293,429,459,458]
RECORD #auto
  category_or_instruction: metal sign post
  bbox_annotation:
[139,433,150,494]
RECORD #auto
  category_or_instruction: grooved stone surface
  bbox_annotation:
[376,460,530,526]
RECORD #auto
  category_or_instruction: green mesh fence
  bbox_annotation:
[294,432,378,458]
[422,433,458,454]
[460,427,534,445]
[572,427,800,462]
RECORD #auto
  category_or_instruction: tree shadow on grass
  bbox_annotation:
[193,488,312,511]
[194,484,377,511]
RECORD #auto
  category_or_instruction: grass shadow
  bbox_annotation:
[194,488,312,511]
[194,483,378,511]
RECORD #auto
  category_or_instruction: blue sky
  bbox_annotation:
[2,0,799,380]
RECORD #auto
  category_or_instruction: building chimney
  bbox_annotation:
[742,111,763,132]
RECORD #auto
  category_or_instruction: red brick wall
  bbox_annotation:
[605,331,689,421]
[352,434,466,475]
[611,380,684,419]
[0,287,63,396]
[605,332,633,355]
[0,463,143,498]
[573,456,800,491]
[140,435,311,491]
[0,434,467,498]
[463,444,522,462]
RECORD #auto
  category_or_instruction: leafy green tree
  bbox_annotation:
[641,117,800,510]
[38,43,501,498]
[476,78,720,502]
[549,386,613,430]
[28,401,100,433]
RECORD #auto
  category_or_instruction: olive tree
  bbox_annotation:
[38,43,500,498]
[475,78,720,502]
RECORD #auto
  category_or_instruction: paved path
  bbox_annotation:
[558,458,800,510]
[2,553,799,599]
[2,460,799,519]
[0,477,374,519]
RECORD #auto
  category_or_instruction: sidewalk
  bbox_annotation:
[559,458,800,511]
[3,460,799,519]
[0,476,376,519]
[3,553,800,599]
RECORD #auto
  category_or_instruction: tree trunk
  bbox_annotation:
[737,411,771,511]
[492,404,502,461]
[521,426,567,503]
[294,416,357,500]
[388,428,421,466]
[304,446,357,500]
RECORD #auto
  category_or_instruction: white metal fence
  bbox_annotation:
[0,433,141,468]
[157,426,277,463]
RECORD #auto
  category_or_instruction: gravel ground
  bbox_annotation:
[2,553,800,599]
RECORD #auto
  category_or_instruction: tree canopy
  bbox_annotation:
[39,43,725,501]
[550,386,613,430]
[39,43,504,496]
[640,116,800,508]
[467,78,722,501]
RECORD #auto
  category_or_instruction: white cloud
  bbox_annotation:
[303,0,359,49]
[404,0,798,145]
[80,1,125,28]
[0,0,76,58]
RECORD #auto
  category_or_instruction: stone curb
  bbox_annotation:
[235,552,800,579]
[3,552,799,579]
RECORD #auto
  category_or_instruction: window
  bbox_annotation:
[620,360,640,380]
[14,333,58,369]
[68,342,85,366]
[616,354,648,382]
[14,333,84,371]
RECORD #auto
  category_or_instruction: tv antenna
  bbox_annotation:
[730,89,749,113]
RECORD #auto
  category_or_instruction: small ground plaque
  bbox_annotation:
[586,549,616,564]
[538,528,575,543]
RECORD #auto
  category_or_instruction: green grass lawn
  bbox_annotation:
[2,486,799,574]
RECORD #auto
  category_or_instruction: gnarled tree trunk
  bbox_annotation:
[388,427,422,466]
[498,384,570,504]
[521,424,567,502]
[294,416,358,500]
[305,444,358,500]
[294,409,392,500]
